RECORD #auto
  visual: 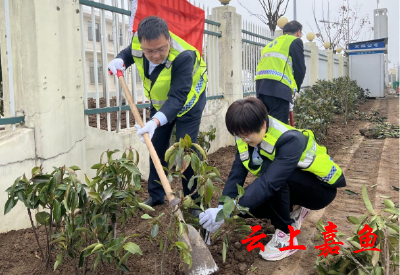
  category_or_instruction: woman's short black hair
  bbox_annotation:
[225,97,269,136]
[137,16,170,42]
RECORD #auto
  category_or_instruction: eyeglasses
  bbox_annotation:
[236,133,254,142]
[142,44,169,56]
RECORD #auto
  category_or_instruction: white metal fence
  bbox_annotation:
[241,20,273,97]
[80,0,221,132]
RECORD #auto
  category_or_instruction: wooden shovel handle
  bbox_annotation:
[116,70,175,203]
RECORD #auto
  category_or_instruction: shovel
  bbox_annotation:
[116,70,218,275]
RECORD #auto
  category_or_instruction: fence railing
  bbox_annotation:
[241,20,273,97]
[0,0,24,131]
[79,0,221,132]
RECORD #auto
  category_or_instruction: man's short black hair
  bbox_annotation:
[283,20,303,34]
[225,97,269,136]
[137,16,170,42]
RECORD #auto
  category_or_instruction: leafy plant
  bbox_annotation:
[294,77,368,141]
[314,184,399,275]
[212,184,253,263]
[4,148,150,274]
[197,125,217,153]
[83,148,148,272]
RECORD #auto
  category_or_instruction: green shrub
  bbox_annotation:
[314,185,399,275]
[294,77,368,141]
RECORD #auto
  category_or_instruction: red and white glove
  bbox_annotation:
[108,58,125,75]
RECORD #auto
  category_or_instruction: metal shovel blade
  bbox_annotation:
[183,224,219,275]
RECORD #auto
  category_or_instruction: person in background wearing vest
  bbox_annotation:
[108,16,207,207]
[199,97,346,261]
[255,21,306,124]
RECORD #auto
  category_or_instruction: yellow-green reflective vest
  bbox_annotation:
[131,31,207,117]
[236,116,343,186]
[255,35,298,93]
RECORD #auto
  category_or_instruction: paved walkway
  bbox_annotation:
[250,96,399,275]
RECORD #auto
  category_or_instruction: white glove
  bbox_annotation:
[289,103,294,112]
[134,120,157,143]
[199,207,224,233]
[108,58,125,75]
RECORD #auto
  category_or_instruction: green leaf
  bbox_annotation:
[237,183,245,199]
[222,239,227,263]
[175,241,188,250]
[175,148,184,169]
[4,197,17,215]
[141,214,152,220]
[151,224,159,238]
[347,216,359,225]
[101,186,115,202]
[94,253,101,270]
[118,252,132,266]
[69,165,81,171]
[53,200,61,223]
[91,243,104,254]
[382,208,399,215]
[191,153,200,172]
[35,211,50,225]
[91,163,102,169]
[138,203,155,212]
[79,251,85,268]
[371,243,380,267]
[104,237,125,253]
[82,243,100,252]
[121,163,141,175]
[32,166,41,176]
[192,143,207,161]
[362,184,375,215]
[383,199,395,209]
[215,209,225,223]
[184,134,192,148]
[204,179,214,206]
[54,253,63,271]
[223,199,235,217]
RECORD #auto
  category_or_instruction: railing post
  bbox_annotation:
[326,49,334,80]
[0,0,86,168]
[338,54,344,77]
[213,5,242,105]
[307,42,319,85]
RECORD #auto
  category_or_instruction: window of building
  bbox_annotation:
[90,60,103,84]
[88,22,100,42]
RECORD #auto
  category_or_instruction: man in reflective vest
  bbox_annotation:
[255,21,306,124]
[108,16,207,206]
[199,97,346,261]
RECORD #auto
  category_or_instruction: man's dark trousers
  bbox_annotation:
[147,95,206,204]
[258,94,289,124]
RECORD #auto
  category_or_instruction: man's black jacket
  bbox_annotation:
[256,37,306,103]
[116,44,205,123]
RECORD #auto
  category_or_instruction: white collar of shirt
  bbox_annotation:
[148,59,167,75]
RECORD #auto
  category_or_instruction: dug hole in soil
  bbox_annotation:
[0,98,390,275]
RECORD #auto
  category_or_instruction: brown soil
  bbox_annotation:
[87,97,150,131]
[1,97,398,275]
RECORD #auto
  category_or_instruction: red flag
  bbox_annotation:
[129,0,205,55]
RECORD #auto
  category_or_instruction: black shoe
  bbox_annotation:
[144,196,164,207]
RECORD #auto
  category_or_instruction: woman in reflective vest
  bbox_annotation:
[132,31,207,116]
[199,97,346,262]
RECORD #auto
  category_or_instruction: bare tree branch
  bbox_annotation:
[237,0,290,33]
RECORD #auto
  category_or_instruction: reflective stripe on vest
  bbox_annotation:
[131,31,207,117]
[236,116,342,185]
[260,52,293,70]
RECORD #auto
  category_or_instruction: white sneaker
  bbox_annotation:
[259,229,299,261]
[290,206,310,230]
